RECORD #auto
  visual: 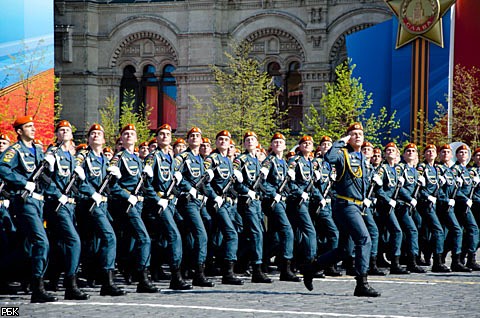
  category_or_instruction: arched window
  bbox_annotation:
[141,65,160,129]
[120,65,139,111]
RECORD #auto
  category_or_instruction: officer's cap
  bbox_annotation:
[404,143,417,152]
[320,136,333,144]
[346,122,363,134]
[456,144,470,154]
[216,130,231,140]
[187,127,202,138]
[148,138,157,146]
[173,138,186,146]
[286,151,296,160]
[271,132,286,142]
[473,148,480,156]
[298,135,314,145]
[373,148,382,155]
[88,123,104,135]
[0,133,11,142]
[155,124,172,134]
[76,143,88,152]
[103,146,113,154]
[120,124,136,134]
[55,120,72,132]
[202,137,211,144]
[439,144,451,152]
[362,141,374,149]
[13,115,34,129]
[243,131,257,141]
[424,144,437,152]
[139,141,149,148]
[384,142,397,150]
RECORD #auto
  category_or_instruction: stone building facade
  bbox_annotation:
[54,0,392,137]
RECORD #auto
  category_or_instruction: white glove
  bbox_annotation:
[301,192,309,201]
[320,198,327,208]
[398,176,405,187]
[473,176,480,185]
[456,177,464,187]
[25,181,36,193]
[107,166,122,179]
[287,169,296,181]
[314,170,321,181]
[74,166,86,181]
[427,195,437,205]
[467,199,473,208]
[260,167,269,179]
[439,175,446,186]
[44,153,56,172]
[143,165,153,178]
[247,190,256,200]
[173,171,183,185]
[189,187,198,198]
[205,169,214,182]
[372,174,383,186]
[410,198,417,207]
[274,193,281,203]
[363,198,372,208]
[2,199,10,209]
[214,196,224,208]
[58,194,68,205]
[233,169,243,183]
[389,199,397,208]
[418,175,426,187]
[157,198,169,210]
[128,195,138,206]
[92,192,103,206]
[448,199,455,207]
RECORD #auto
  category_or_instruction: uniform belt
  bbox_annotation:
[157,192,175,200]
[100,196,108,202]
[240,194,260,201]
[66,197,76,204]
[336,194,363,206]
[137,196,144,202]
[31,192,44,201]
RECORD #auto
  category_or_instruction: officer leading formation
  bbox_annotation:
[0,117,479,302]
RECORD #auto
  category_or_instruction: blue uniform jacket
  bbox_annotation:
[143,149,175,200]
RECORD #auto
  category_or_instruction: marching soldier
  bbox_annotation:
[452,145,480,270]
[43,120,90,299]
[233,131,272,283]
[260,132,300,282]
[303,122,380,297]
[173,138,187,155]
[437,144,471,272]
[109,124,158,293]
[396,143,426,273]
[175,127,215,287]
[311,136,341,276]
[471,148,480,249]
[0,116,57,302]
[416,144,450,272]
[103,147,114,161]
[76,124,127,296]
[138,141,150,160]
[375,142,410,274]
[203,130,244,285]
[143,124,192,290]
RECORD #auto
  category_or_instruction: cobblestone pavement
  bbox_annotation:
[1,268,479,318]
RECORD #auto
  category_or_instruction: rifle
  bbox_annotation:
[21,141,65,201]
[298,176,314,208]
[213,172,235,211]
[361,170,379,215]
[88,150,126,213]
[315,177,332,215]
[157,157,187,215]
[245,170,264,206]
[464,170,479,214]
[125,170,146,214]
[270,172,291,210]
[388,165,407,215]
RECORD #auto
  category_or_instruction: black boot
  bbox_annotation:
[100,270,127,296]
[222,261,244,285]
[323,264,342,277]
[251,264,273,283]
[390,256,410,274]
[64,275,90,300]
[406,254,426,273]
[431,254,451,272]
[31,277,58,303]
[137,269,159,293]
[192,264,215,287]
[302,262,317,291]
[169,266,192,290]
[343,256,356,276]
[376,253,391,268]
[368,256,387,276]
[354,274,381,297]
[279,258,301,282]
[466,252,480,271]
[45,271,60,292]
[451,254,472,272]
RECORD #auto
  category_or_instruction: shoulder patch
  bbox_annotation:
[2,149,15,162]
[12,143,21,150]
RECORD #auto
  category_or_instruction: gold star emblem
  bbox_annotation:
[385,0,455,48]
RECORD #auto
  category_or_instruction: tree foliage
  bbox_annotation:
[301,60,399,147]
[190,42,288,147]
[428,64,480,147]
[100,90,153,148]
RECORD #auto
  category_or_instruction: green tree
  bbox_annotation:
[302,60,399,147]
[190,43,288,147]
[99,90,153,148]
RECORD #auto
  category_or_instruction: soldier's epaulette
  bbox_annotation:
[238,154,247,162]
[261,155,274,169]
[110,151,123,166]
[288,154,301,169]
[208,152,220,166]
[174,152,188,167]
[12,143,21,150]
